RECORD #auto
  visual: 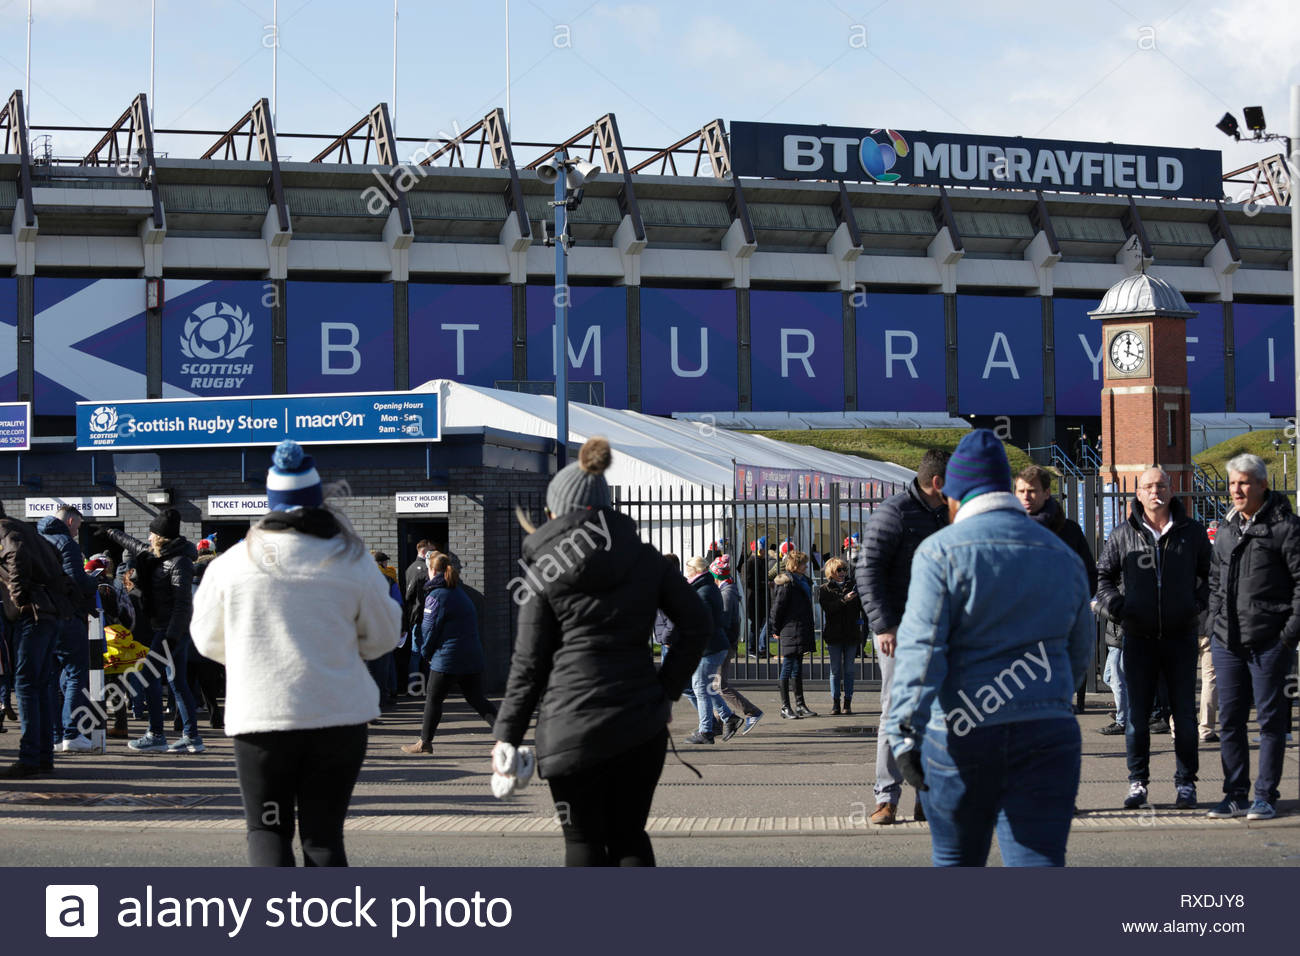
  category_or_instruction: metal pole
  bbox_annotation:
[24,0,31,124]
[149,0,156,124]
[554,161,568,471]
[272,0,278,128]
[505,0,511,132]
[391,0,398,127]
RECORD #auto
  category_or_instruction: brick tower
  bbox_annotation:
[1089,273,1198,493]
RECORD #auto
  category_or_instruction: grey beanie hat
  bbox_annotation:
[546,437,614,517]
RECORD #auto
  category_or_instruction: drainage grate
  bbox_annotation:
[0,792,219,808]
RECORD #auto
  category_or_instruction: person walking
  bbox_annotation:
[102,509,206,755]
[0,503,74,778]
[37,506,99,753]
[493,437,709,866]
[819,557,862,715]
[856,449,949,825]
[399,539,433,696]
[402,553,498,754]
[771,550,817,720]
[710,555,762,736]
[1094,467,1210,811]
[886,430,1093,867]
[683,555,735,745]
[191,440,401,866]
[1205,454,1300,821]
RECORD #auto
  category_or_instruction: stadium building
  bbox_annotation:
[1,94,1293,682]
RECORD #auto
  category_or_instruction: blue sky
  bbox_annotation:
[1,0,1296,175]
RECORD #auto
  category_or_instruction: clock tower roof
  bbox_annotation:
[1089,273,1196,320]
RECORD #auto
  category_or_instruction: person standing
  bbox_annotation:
[771,550,817,720]
[856,449,949,825]
[741,538,771,657]
[402,553,498,754]
[1095,467,1210,811]
[37,506,99,753]
[399,539,432,695]
[819,557,862,716]
[104,509,206,755]
[710,555,762,736]
[493,437,709,866]
[1205,454,1300,820]
[886,430,1093,867]
[682,555,735,745]
[192,440,401,865]
[0,503,73,777]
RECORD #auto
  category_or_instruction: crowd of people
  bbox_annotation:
[1,429,1297,869]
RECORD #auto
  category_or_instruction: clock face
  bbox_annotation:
[1109,330,1145,374]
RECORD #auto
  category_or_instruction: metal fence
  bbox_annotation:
[504,473,1288,690]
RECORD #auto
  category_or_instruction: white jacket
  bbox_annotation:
[191,524,401,736]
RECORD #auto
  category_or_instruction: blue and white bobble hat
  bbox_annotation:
[267,439,324,511]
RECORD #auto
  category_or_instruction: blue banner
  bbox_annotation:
[526,286,628,407]
[34,278,147,415]
[750,290,844,412]
[956,295,1043,415]
[857,292,946,412]
[0,401,30,451]
[1234,302,1295,415]
[162,280,273,397]
[640,288,738,414]
[729,121,1223,200]
[76,392,439,451]
[1186,303,1225,413]
[287,282,395,393]
[409,284,513,388]
[0,278,14,401]
[1053,297,1105,416]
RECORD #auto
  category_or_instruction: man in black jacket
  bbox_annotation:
[854,449,948,825]
[1095,468,1210,811]
[399,539,432,694]
[0,505,74,777]
[1205,454,1300,821]
[1015,466,1098,716]
[38,507,99,753]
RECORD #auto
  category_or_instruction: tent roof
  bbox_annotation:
[414,380,916,490]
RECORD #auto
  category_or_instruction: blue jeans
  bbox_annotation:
[126,630,199,740]
[1102,646,1126,728]
[1122,634,1198,786]
[922,717,1081,867]
[779,651,802,680]
[691,648,733,734]
[49,617,89,740]
[13,613,57,767]
[827,642,857,701]
[1212,637,1293,803]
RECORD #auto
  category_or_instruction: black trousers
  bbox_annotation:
[421,670,497,743]
[232,723,368,867]
[546,727,668,867]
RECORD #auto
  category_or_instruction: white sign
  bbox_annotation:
[26,496,118,519]
[207,494,269,517]
[396,492,449,514]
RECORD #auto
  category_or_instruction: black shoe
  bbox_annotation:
[914,798,926,823]
[2,703,16,721]
[1201,732,1219,743]
[712,717,724,736]
[843,700,853,715]
[1149,718,1170,735]
[684,731,714,745]
[1,761,40,779]
[830,700,842,716]
[721,714,744,742]
[795,702,818,718]
[780,705,801,719]
[1096,721,1126,735]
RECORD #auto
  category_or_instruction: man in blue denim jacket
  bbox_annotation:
[884,430,1093,867]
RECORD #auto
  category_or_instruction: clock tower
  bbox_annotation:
[1089,273,1198,493]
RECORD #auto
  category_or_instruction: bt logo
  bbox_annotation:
[859,129,909,183]
[781,129,910,182]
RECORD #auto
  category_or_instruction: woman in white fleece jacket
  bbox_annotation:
[191,440,400,867]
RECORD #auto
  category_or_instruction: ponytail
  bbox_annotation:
[432,553,459,588]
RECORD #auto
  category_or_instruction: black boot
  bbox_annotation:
[843,698,853,715]
[830,697,841,716]
[793,674,818,717]
[780,679,799,719]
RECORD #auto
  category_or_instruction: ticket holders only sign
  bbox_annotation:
[76,392,440,451]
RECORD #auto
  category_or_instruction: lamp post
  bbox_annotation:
[538,154,600,471]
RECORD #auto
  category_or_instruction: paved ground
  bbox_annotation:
[2,687,1297,866]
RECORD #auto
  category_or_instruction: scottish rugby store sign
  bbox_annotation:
[76,392,439,451]
[729,121,1224,200]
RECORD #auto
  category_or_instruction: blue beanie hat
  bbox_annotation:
[943,429,1011,504]
[267,440,323,511]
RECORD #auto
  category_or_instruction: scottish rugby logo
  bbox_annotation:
[88,405,118,436]
[181,302,254,361]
